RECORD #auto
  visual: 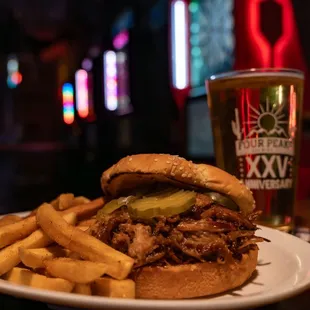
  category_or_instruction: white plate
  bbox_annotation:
[0,212,310,310]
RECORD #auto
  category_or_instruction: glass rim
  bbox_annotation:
[208,68,304,81]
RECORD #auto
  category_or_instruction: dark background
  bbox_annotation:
[0,0,310,214]
[0,1,309,309]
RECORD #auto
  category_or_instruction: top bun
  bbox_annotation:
[101,154,255,215]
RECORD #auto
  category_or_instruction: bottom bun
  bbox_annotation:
[135,248,258,299]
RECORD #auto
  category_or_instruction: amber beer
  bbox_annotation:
[206,69,304,232]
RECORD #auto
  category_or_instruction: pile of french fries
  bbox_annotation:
[0,194,136,298]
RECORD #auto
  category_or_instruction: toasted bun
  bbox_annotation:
[101,154,255,215]
[134,248,258,299]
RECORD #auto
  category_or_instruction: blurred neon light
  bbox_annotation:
[248,0,271,67]
[82,58,93,71]
[113,30,129,50]
[116,51,133,115]
[7,55,22,88]
[11,72,22,84]
[273,0,294,66]
[7,59,18,72]
[75,69,89,118]
[103,51,118,111]
[171,0,189,89]
[62,83,75,125]
[7,77,16,89]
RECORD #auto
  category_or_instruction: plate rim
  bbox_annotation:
[0,212,310,309]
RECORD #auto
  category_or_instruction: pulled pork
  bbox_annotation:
[90,193,266,268]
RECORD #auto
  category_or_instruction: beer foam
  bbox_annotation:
[209,69,304,81]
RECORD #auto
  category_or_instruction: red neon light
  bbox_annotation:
[289,85,297,139]
[248,0,271,67]
[11,72,22,84]
[273,0,294,67]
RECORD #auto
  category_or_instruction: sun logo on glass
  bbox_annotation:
[245,99,288,138]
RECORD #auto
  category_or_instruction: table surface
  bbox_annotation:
[0,202,309,310]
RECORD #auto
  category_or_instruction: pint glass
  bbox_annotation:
[206,69,304,232]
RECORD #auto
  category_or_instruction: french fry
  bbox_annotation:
[36,204,134,280]
[92,278,135,298]
[0,215,22,227]
[50,198,59,209]
[72,196,91,206]
[25,196,103,220]
[73,283,92,295]
[25,195,62,218]
[4,267,74,293]
[77,226,90,232]
[58,193,75,210]
[19,246,69,269]
[0,212,76,276]
[62,197,104,220]
[25,208,38,218]
[77,218,96,228]
[67,251,82,260]
[22,196,103,233]
[0,216,37,249]
[44,258,108,284]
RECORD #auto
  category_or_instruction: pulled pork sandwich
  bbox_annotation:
[90,154,266,299]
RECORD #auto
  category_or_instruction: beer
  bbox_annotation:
[206,69,304,232]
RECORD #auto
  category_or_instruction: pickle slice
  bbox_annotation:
[128,190,196,219]
[207,192,239,211]
[97,196,137,218]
